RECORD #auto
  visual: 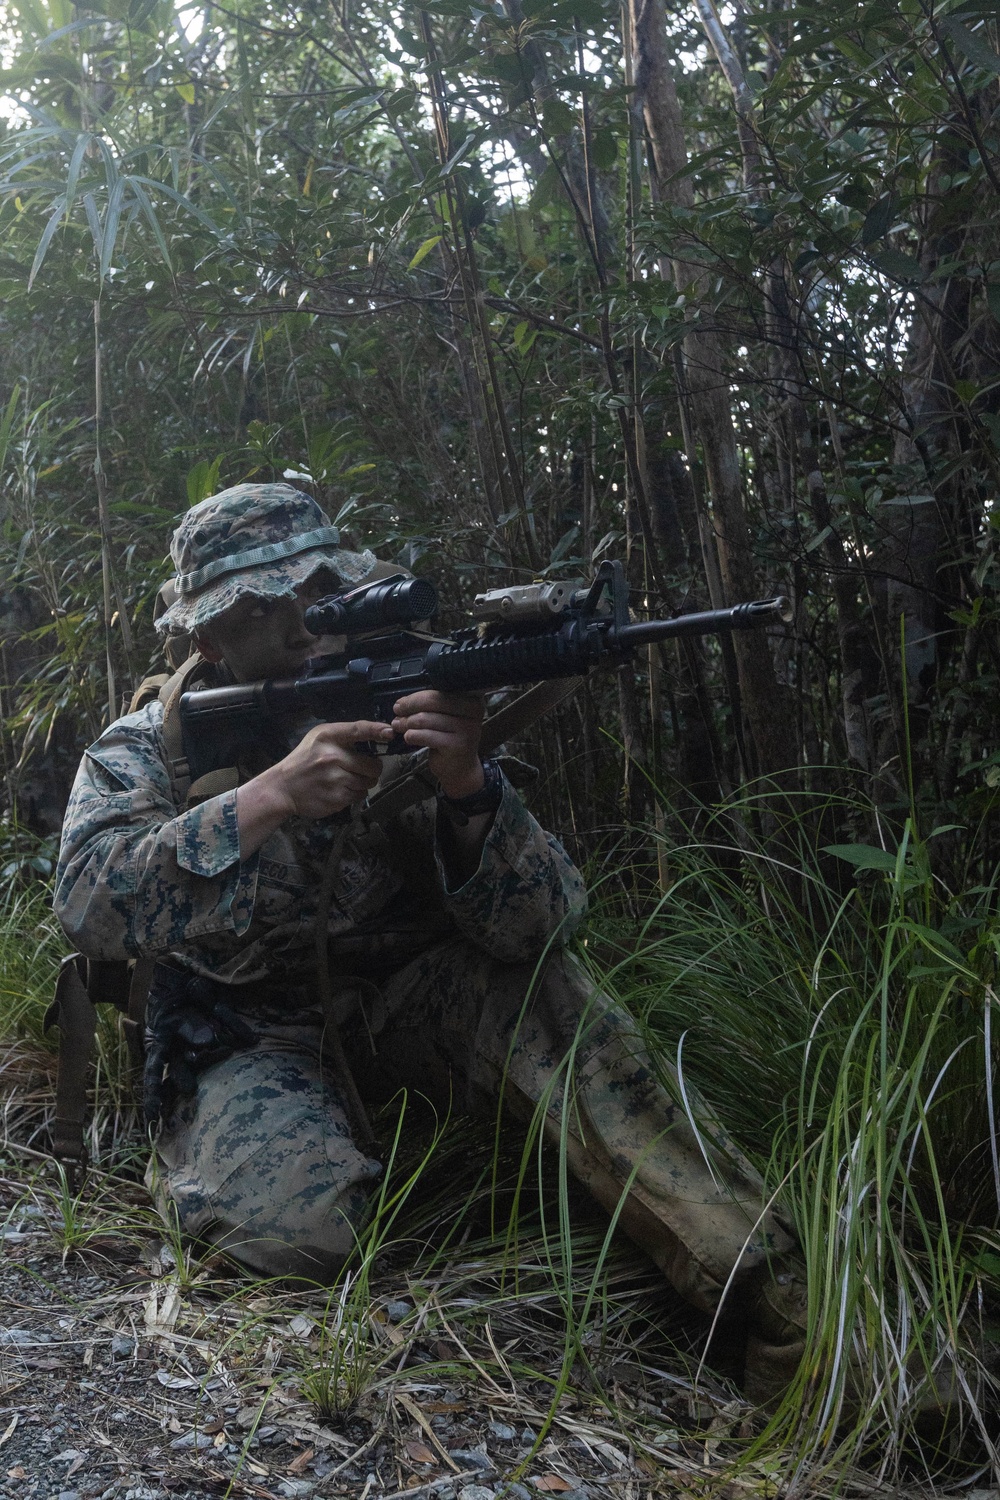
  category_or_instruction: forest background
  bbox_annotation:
[0,0,998,1485]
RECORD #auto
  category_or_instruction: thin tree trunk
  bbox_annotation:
[628,0,795,778]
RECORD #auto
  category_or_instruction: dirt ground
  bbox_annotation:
[0,1128,763,1500]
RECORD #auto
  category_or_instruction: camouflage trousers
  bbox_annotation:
[150,938,796,1311]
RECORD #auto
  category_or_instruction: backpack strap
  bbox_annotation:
[45,953,148,1170]
[129,673,170,714]
[157,653,216,808]
[44,955,99,1171]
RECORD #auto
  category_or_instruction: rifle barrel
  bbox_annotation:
[616,596,791,649]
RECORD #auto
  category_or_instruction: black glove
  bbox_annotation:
[143,966,258,1127]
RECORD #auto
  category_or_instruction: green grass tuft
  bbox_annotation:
[582,786,1000,1481]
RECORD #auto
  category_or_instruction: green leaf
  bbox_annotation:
[27,194,66,290]
[987,282,1000,322]
[512,319,538,353]
[590,127,618,171]
[904,921,964,961]
[82,191,104,260]
[870,247,924,282]
[407,234,442,270]
[541,97,575,137]
[939,15,1000,75]
[823,843,899,871]
[861,193,893,245]
[126,175,171,270]
[186,456,225,506]
[64,133,92,212]
[805,525,832,553]
[99,173,126,284]
[175,81,195,105]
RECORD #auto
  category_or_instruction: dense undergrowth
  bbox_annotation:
[584,785,1000,1483]
[2,788,999,1490]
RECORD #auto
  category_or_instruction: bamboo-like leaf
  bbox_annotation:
[27,193,66,289]
[125,174,171,270]
[64,132,92,210]
[91,133,119,185]
[132,174,220,234]
[0,385,22,474]
[99,173,126,283]
[938,15,1000,75]
[82,191,104,260]
[38,16,115,47]
[407,234,442,270]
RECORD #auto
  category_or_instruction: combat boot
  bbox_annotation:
[743,1259,965,1424]
[743,1257,810,1408]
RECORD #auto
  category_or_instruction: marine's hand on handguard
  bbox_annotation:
[391,689,486,799]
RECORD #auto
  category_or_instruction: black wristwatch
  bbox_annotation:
[438,758,504,825]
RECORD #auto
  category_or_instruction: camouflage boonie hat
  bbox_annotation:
[155,483,376,637]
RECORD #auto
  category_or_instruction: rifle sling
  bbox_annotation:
[480,676,585,757]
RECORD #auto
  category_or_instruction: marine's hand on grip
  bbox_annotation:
[236,720,392,857]
[266,720,392,819]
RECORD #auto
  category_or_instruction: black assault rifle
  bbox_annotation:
[179,560,791,779]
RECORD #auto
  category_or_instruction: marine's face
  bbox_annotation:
[196,570,334,682]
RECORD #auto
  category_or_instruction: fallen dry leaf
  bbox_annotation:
[0,1416,17,1448]
[404,1440,437,1465]
[5,1467,25,1480]
[534,1478,573,1492]
[144,1284,181,1335]
[156,1369,197,1390]
[395,1393,460,1472]
[288,1447,314,1474]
